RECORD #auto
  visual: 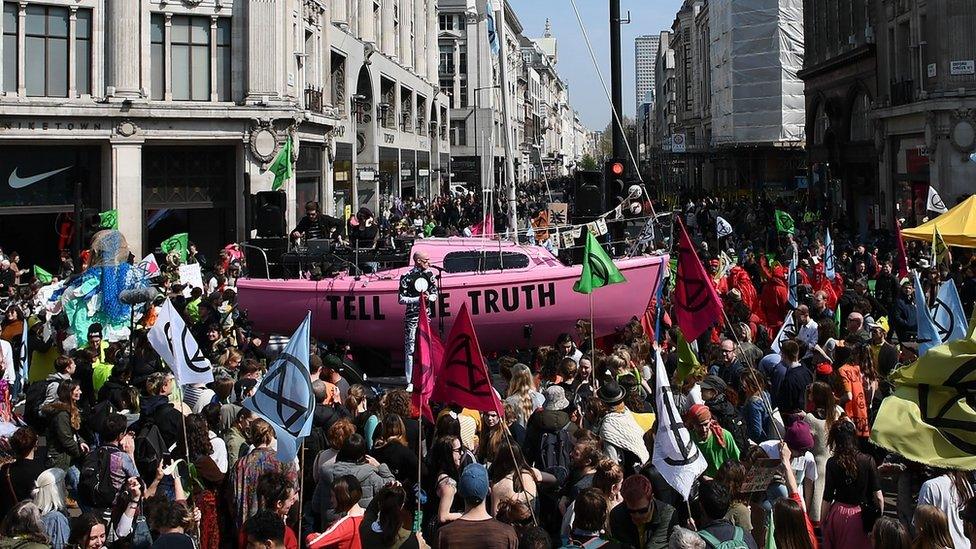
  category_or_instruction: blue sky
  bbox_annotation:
[508,0,684,131]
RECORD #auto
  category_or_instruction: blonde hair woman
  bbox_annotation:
[503,364,543,427]
[31,468,69,549]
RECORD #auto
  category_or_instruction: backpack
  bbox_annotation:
[23,379,54,431]
[698,527,748,549]
[537,423,573,481]
[710,405,749,453]
[78,446,121,509]
[133,421,167,480]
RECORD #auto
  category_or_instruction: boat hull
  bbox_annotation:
[237,253,668,353]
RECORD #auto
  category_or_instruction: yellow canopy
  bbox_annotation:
[902,195,976,248]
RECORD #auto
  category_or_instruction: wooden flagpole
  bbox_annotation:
[297,439,306,539]
[589,292,596,388]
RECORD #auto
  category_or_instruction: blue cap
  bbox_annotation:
[458,462,489,503]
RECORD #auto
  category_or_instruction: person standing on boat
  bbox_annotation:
[398,251,438,391]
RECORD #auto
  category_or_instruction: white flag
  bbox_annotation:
[771,309,797,355]
[927,186,948,213]
[148,298,214,386]
[716,216,733,239]
[652,348,707,500]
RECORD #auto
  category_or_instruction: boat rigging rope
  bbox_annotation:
[568,0,644,183]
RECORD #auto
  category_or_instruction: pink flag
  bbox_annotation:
[470,213,494,236]
[140,253,161,277]
[673,218,723,342]
[895,221,909,279]
[430,303,504,415]
[411,295,443,423]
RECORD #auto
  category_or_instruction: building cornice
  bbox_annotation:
[797,44,876,81]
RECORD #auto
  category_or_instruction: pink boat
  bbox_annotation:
[236,238,668,352]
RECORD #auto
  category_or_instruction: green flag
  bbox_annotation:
[33,265,52,284]
[573,231,626,294]
[161,232,189,262]
[675,329,701,384]
[268,136,294,191]
[774,210,795,235]
[766,509,776,549]
[98,209,118,230]
[834,302,842,338]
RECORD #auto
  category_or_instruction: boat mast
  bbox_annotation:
[495,0,519,243]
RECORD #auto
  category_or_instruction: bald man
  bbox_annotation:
[398,251,438,390]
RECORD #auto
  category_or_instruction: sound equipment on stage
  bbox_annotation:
[251,191,287,238]
[306,239,331,256]
[575,170,604,219]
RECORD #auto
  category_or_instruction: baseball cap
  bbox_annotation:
[458,463,490,503]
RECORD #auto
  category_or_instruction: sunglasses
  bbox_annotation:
[627,502,651,515]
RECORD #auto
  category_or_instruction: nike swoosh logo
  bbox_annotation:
[8,165,73,189]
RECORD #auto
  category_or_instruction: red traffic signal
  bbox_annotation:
[610,161,624,176]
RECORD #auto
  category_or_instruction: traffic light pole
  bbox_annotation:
[610,0,625,160]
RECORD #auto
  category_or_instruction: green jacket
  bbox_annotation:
[42,403,82,471]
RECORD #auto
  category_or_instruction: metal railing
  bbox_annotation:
[305,86,325,114]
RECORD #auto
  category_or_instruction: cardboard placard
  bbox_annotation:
[741,458,784,493]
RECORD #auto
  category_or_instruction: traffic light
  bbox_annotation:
[604,159,626,203]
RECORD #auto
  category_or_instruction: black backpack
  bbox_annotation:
[78,446,121,509]
[23,380,54,432]
[537,423,573,482]
[711,406,750,452]
[133,420,167,480]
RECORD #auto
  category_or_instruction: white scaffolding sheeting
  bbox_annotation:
[710,0,805,146]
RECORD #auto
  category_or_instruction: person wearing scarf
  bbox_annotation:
[687,404,740,477]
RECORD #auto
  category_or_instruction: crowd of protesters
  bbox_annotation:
[0,188,973,549]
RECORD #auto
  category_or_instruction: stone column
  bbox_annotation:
[400,0,412,69]
[105,0,141,97]
[381,0,395,56]
[427,1,437,82]
[414,0,426,76]
[245,0,279,101]
[109,140,144,255]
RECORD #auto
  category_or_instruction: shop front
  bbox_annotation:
[0,144,102,267]
[142,146,236,259]
[333,143,353,219]
[891,135,930,227]
[295,145,324,222]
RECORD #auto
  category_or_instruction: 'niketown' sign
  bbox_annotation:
[0,120,105,132]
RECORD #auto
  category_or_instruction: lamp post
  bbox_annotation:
[473,84,501,189]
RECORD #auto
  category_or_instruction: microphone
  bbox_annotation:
[119,287,160,305]
[428,265,445,272]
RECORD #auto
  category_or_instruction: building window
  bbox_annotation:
[171,15,210,101]
[439,14,456,31]
[331,53,346,116]
[814,102,830,146]
[849,92,871,142]
[451,122,466,147]
[2,3,16,93]
[439,45,454,75]
[458,77,467,108]
[75,9,91,95]
[216,18,231,101]
[24,4,69,97]
[150,14,165,100]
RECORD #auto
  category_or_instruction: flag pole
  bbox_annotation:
[297,439,306,539]
[588,292,596,388]
[414,413,423,533]
[501,424,538,526]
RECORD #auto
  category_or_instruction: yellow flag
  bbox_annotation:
[871,327,976,470]
[932,224,950,266]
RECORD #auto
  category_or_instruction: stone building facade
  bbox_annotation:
[0,0,448,265]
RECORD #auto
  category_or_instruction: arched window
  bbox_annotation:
[814,102,830,145]
[849,92,872,142]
